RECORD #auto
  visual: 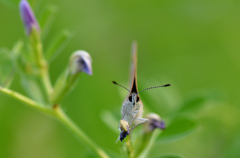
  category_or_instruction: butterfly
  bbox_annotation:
[113,42,170,141]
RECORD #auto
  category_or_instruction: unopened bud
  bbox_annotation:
[19,0,40,35]
[144,113,165,133]
[69,50,92,75]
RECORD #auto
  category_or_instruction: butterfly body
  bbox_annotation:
[117,43,148,141]
[114,42,170,142]
[121,93,143,126]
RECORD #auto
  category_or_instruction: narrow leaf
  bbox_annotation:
[38,5,58,39]
[100,110,119,133]
[157,116,197,142]
[45,30,72,62]
[21,78,45,104]
[179,92,220,113]
[0,48,14,87]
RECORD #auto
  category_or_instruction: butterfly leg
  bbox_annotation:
[129,110,139,125]
[130,117,148,132]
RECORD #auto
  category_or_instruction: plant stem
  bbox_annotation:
[50,72,79,105]
[53,105,109,158]
[126,135,134,158]
[0,86,52,114]
[30,28,53,97]
[138,130,162,158]
[40,66,53,96]
[0,86,109,158]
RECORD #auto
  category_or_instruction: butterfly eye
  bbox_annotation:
[128,95,139,102]
[136,96,139,102]
[128,95,132,102]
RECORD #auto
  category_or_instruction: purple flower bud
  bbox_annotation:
[149,119,165,130]
[69,50,92,75]
[19,0,40,35]
[144,113,165,132]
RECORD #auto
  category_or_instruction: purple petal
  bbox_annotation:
[19,0,40,35]
[79,55,93,75]
[145,113,166,132]
[70,50,93,75]
[152,120,165,130]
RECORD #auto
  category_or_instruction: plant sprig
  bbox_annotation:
[0,0,109,158]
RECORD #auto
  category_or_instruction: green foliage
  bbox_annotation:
[45,30,73,62]
[0,1,107,158]
[101,110,119,134]
[158,116,197,142]
[20,77,45,103]
[179,92,221,113]
[157,154,185,158]
[38,5,58,39]
[0,48,14,87]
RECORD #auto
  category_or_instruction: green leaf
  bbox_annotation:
[21,77,45,104]
[157,154,185,158]
[100,110,119,134]
[0,48,14,87]
[179,92,220,113]
[50,67,81,104]
[45,30,73,62]
[157,116,197,142]
[11,41,24,60]
[180,96,207,113]
[38,5,58,39]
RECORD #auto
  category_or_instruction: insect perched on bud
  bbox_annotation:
[19,0,40,35]
[113,42,170,142]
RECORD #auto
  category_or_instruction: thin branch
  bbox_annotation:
[0,86,52,114]
[53,105,109,158]
[138,130,162,158]
[0,86,110,158]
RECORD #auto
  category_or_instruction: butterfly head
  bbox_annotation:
[128,93,140,105]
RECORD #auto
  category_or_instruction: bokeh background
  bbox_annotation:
[1,0,240,157]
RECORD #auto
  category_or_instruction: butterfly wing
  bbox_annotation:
[121,42,143,119]
[124,41,139,102]
[130,41,138,93]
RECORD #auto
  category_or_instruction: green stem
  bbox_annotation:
[0,86,52,114]
[126,135,134,158]
[53,105,109,158]
[30,28,53,97]
[50,71,79,104]
[40,67,53,96]
[0,86,109,158]
[138,130,162,158]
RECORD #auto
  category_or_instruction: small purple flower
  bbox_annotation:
[69,50,93,75]
[19,0,40,35]
[144,113,165,132]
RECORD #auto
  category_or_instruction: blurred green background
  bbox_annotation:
[1,0,240,157]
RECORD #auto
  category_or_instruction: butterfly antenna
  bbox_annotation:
[138,84,171,94]
[112,81,131,92]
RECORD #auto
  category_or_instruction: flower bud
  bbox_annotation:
[144,113,165,133]
[19,0,40,35]
[119,120,130,142]
[69,50,92,75]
